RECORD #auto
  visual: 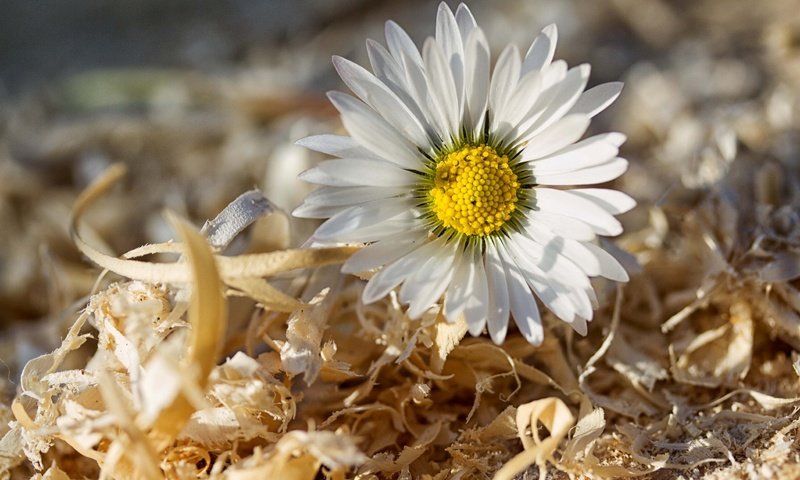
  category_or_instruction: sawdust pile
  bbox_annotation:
[2,0,800,478]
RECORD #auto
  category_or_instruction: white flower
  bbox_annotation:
[294,2,634,345]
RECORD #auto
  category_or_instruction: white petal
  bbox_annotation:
[604,132,627,147]
[385,20,422,65]
[520,64,591,141]
[455,4,477,42]
[324,215,419,243]
[488,45,520,124]
[292,202,350,219]
[401,238,455,304]
[303,185,409,207]
[534,188,623,236]
[540,59,567,90]
[401,52,448,143]
[423,37,461,140]
[527,134,618,171]
[444,246,470,321]
[342,231,427,273]
[507,61,568,145]
[367,38,404,88]
[569,82,623,118]
[524,210,596,241]
[485,242,510,344]
[513,231,594,295]
[402,239,458,318]
[297,167,357,187]
[508,233,593,322]
[570,189,636,214]
[600,238,641,275]
[295,134,377,159]
[520,114,590,161]
[504,237,579,323]
[299,158,418,187]
[525,223,604,277]
[313,197,413,241]
[498,243,543,345]
[367,39,431,132]
[585,284,599,309]
[535,157,629,186]
[521,24,557,75]
[435,2,465,109]
[407,266,455,318]
[525,222,626,282]
[494,71,543,141]
[362,237,445,304]
[328,91,421,169]
[462,28,490,136]
[464,250,489,336]
[571,315,589,336]
[333,56,429,147]
[581,241,630,281]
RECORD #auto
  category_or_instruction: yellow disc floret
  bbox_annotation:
[428,144,519,236]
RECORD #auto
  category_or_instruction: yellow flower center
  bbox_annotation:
[428,144,519,236]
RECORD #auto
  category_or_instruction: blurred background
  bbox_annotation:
[1,0,799,399]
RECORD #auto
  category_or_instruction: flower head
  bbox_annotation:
[294,2,634,345]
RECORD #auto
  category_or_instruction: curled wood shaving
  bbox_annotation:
[494,397,574,480]
[200,189,276,251]
[69,164,359,285]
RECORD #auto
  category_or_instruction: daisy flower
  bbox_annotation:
[294,2,634,345]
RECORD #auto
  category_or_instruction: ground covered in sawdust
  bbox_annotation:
[2,0,800,478]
